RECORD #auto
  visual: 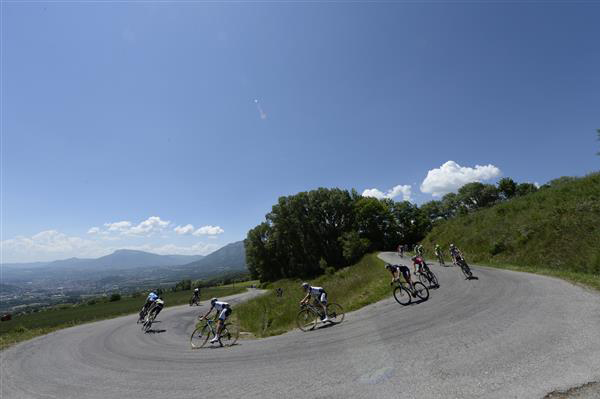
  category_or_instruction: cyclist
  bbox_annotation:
[411,255,427,275]
[416,244,424,257]
[142,290,158,313]
[434,244,444,265]
[450,244,462,265]
[385,263,414,290]
[397,243,404,258]
[300,283,329,322]
[199,298,232,344]
[192,287,200,301]
[148,296,165,319]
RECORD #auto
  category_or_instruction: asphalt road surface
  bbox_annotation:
[2,253,600,399]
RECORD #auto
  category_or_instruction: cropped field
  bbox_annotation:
[0,284,250,350]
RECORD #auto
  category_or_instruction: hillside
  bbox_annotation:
[421,172,600,277]
[178,241,246,273]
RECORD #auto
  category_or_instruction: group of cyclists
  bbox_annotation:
[137,243,469,344]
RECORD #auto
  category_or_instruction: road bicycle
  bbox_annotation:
[190,318,239,349]
[417,263,439,288]
[189,295,200,306]
[296,301,345,332]
[141,303,162,332]
[436,251,445,266]
[392,280,429,306]
[137,305,150,324]
[455,255,473,279]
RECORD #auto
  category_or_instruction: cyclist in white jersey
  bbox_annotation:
[300,283,329,322]
[200,298,232,343]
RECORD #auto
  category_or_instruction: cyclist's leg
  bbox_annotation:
[320,293,328,320]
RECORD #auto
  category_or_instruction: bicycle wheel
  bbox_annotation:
[418,273,429,286]
[141,315,153,332]
[429,272,439,287]
[190,324,212,349]
[460,261,472,278]
[413,282,429,301]
[326,303,345,324]
[296,309,318,332]
[220,323,240,347]
[393,286,412,305]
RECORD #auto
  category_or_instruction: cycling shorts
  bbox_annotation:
[398,265,411,280]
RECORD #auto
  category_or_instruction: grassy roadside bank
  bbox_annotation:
[0,283,254,350]
[236,253,390,337]
[469,260,600,292]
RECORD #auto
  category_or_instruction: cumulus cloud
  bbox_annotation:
[126,242,220,256]
[193,225,224,236]
[0,230,107,263]
[362,185,412,201]
[104,221,132,232]
[420,161,502,197]
[174,224,195,235]
[128,216,170,235]
[99,217,170,237]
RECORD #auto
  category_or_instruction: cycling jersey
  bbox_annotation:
[308,286,328,304]
[147,293,158,302]
[213,301,230,312]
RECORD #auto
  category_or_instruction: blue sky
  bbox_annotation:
[2,2,599,262]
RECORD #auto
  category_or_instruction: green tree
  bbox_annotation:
[457,182,500,211]
[339,231,370,264]
[498,177,517,200]
[516,183,538,197]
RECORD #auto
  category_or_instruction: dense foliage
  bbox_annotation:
[245,188,426,281]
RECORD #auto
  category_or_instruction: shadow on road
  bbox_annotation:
[145,329,167,334]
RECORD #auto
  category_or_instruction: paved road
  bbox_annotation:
[2,253,600,398]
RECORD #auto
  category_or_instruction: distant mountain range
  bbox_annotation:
[1,241,247,290]
[2,250,204,273]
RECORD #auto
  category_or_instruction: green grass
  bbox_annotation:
[0,284,250,350]
[473,260,600,292]
[421,172,600,285]
[236,253,393,337]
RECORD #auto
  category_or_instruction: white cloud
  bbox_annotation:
[362,184,412,201]
[100,216,170,237]
[174,224,195,235]
[104,221,132,232]
[420,160,502,197]
[193,225,224,236]
[122,242,220,256]
[0,230,108,263]
[128,216,170,236]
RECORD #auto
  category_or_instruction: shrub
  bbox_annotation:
[109,294,121,302]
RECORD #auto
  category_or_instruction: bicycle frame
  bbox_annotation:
[301,302,326,318]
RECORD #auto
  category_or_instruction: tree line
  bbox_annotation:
[245,177,550,282]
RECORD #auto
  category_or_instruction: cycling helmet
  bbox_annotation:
[210,298,218,306]
[194,288,199,292]
[450,243,455,248]
[301,282,309,290]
